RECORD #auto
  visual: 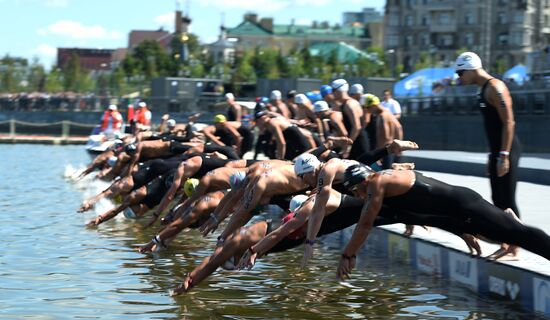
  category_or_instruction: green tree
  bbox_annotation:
[27,58,46,92]
[44,68,64,93]
[131,40,175,80]
[62,52,81,91]
[253,48,280,79]
[189,61,205,78]
[232,50,256,93]
[109,67,128,96]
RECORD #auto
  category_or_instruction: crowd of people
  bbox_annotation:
[76,52,550,297]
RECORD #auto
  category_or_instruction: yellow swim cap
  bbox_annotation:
[214,114,227,123]
[361,93,380,108]
[183,178,200,197]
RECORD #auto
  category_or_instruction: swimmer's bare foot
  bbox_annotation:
[392,162,415,170]
[210,151,228,160]
[488,208,521,261]
[460,233,482,256]
[326,136,353,151]
[188,113,201,123]
[387,139,419,154]
[403,224,414,237]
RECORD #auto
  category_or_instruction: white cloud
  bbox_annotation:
[44,0,69,7]
[198,0,290,12]
[154,12,175,30]
[29,44,57,67]
[37,20,123,40]
[30,43,57,57]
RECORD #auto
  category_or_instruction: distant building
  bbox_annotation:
[384,0,550,73]
[57,48,114,71]
[128,29,172,51]
[205,26,236,64]
[343,7,383,25]
[226,13,370,53]
[308,42,376,64]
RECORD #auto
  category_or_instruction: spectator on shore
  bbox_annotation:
[100,104,123,138]
[134,101,152,131]
[381,89,402,119]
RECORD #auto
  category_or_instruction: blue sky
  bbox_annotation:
[0,0,385,70]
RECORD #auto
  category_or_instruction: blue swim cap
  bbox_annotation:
[320,85,333,97]
[306,91,322,103]
[260,96,269,104]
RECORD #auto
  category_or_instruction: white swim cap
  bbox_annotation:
[225,93,235,101]
[270,90,282,100]
[313,100,329,113]
[108,104,117,111]
[167,119,176,128]
[349,84,364,95]
[294,153,321,176]
[331,79,349,92]
[294,93,309,105]
[455,52,482,71]
[289,194,309,212]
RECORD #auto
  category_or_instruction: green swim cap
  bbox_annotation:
[183,178,200,197]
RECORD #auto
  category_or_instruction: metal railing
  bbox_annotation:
[397,88,550,117]
[0,120,95,137]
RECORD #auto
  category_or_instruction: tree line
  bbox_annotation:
[0,35,400,96]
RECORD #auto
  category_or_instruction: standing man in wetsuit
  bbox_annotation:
[455,52,522,259]
[331,79,370,160]
[225,93,242,122]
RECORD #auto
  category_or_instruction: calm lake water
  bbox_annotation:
[0,144,545,319]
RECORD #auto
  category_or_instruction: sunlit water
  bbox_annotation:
[0,144,546,319]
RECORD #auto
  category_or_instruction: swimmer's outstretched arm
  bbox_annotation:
[86,202,127,227]
[217,176,265,243]
[199,185,244,236]
[337,176,384,279]
[171,222,265,295]
[238,209,309,270]
[140,200,209,253]
[78,179,124,212]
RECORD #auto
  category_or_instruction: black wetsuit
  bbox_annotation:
[142,170,176,209]
[214,126,254,158]
[383,171,550,260]
[169,140,193,155]
[132,154,190,190]
[227,107,238,122]
[254,131,275,159]
[238,126,254,157]
[479,79,522,217]
[282,125,311,160]
[267,195,413,254]
[366,114,377,151]
[203,143,239,160]
[342,100,370,160]
[192,155,232,178]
